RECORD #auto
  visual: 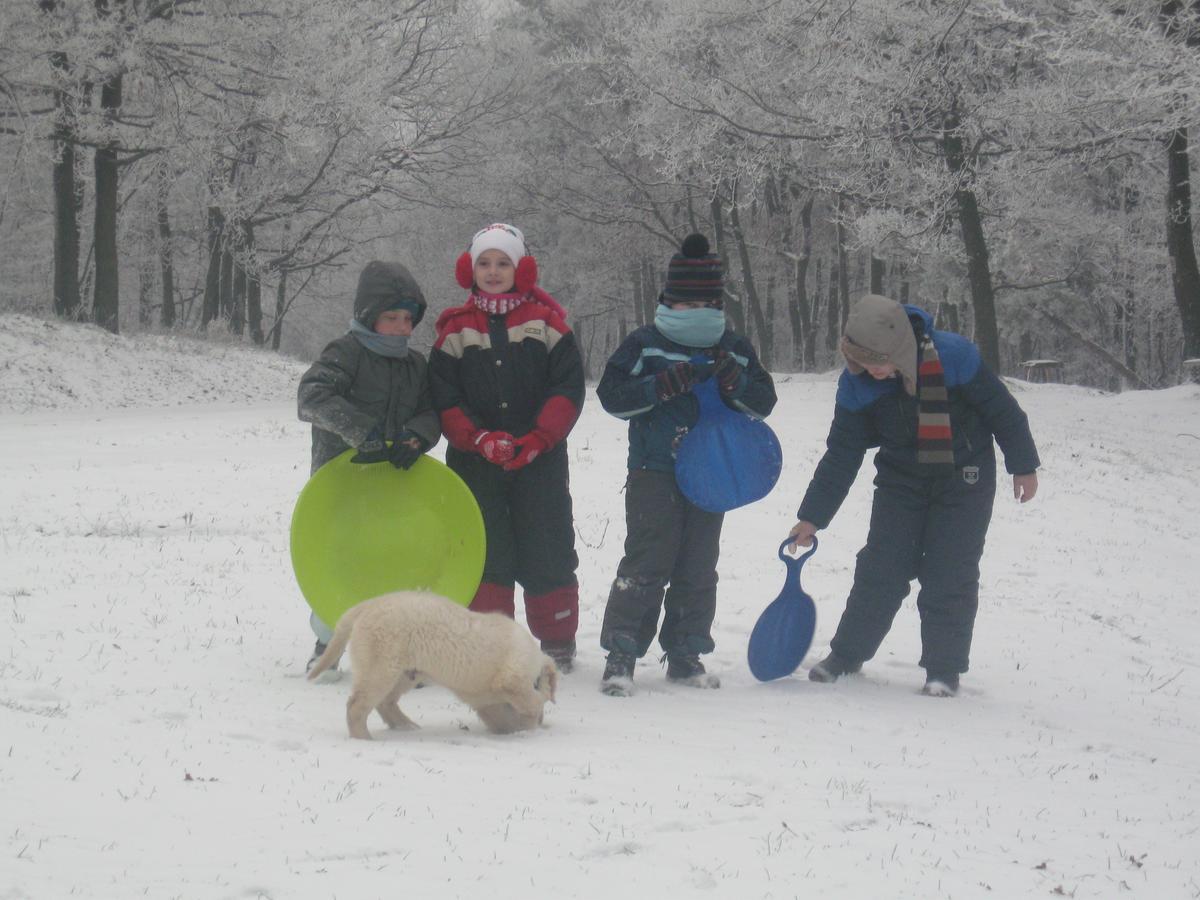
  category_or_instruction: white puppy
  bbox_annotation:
[307,590,558,740]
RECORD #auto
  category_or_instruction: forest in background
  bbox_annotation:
[3,0,1200,389]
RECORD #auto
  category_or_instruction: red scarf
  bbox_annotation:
[471,290,527,315]
[470,286,569,320]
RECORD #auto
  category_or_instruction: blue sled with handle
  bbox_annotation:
[675,375,783,514]
[747,537,819,682]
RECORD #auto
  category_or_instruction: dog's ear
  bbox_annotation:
[537,661,558,703]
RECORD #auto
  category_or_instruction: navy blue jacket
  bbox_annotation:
[798,306,1039,527]
[597,325,777,473]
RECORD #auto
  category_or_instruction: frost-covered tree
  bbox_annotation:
[1,0,507,341]
[552,0,1200,380]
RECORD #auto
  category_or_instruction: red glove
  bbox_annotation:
[474,430,515,465]
[503,432,551,471]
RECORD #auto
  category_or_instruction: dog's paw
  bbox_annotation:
[310,669,344,685]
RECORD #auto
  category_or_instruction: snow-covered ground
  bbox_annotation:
[1,313,1198,899]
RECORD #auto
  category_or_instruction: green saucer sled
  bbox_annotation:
[290,451,485,631]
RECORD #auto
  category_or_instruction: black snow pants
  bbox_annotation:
[446,443,579,596]
[600,469,724,658]
[829,457,997,676]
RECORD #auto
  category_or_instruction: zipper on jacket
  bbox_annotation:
[897,395,913,439]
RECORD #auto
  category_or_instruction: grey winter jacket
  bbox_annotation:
[297,262,441,473]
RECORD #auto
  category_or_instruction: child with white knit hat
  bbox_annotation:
[429,223,586,672]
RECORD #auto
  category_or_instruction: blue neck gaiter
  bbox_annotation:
[349,319,410,358]
[654,306,726,349]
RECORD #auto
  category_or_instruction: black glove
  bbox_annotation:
[387,430,429,470]
[351,427,388,464]
[655,361,698,402]
[712,351,746,397]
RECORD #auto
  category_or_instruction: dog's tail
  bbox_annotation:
[306,603,365,680]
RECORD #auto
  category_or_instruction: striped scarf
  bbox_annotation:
[471,290,528,316]
[916,333,955,476]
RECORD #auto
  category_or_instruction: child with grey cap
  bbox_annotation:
[788,293,1039,697]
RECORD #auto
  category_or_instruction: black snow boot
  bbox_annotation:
[808,652,862,683]
[601,650,636,697]
[921,671,960,697]
[665,653,720,689]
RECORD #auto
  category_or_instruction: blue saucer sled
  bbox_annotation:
[675,379,783,513]
[747,537,819,682]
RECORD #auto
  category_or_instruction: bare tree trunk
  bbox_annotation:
[781,196,800,367]
[229,220,246,337]
[798,199,816,369]
[808,251,824,368]
[269,222,291,350]
[201,207,224,328]
[231,259,246,336]
[632,260,645,329]
[728,194,770,366]
[835,195,850,335]
[91,2,123,335]
[43,0,82,320]
[137,247,153,326]
[870,253,885,294]
[942,109,1001,370]
[766,273,777,367]
[641,258,657,328]
[219,235,234,324]
[270,265,288,351]
[1166,126,1200,357]
[826,259,840,353]
[247,273,264,345]
[575,318,589,379]
[156,164,175,328]
[710,193,746,333]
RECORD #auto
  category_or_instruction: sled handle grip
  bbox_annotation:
[778,535,818,567]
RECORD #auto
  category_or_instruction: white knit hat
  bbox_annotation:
[468,223,527,266]
[455,223,539,292]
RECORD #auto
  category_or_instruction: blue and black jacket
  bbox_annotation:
[597,325,777,473]
[798,306,1039,528]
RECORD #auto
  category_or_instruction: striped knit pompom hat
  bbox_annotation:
[661,233,724,308]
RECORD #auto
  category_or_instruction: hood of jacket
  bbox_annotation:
[354,261,427,329]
